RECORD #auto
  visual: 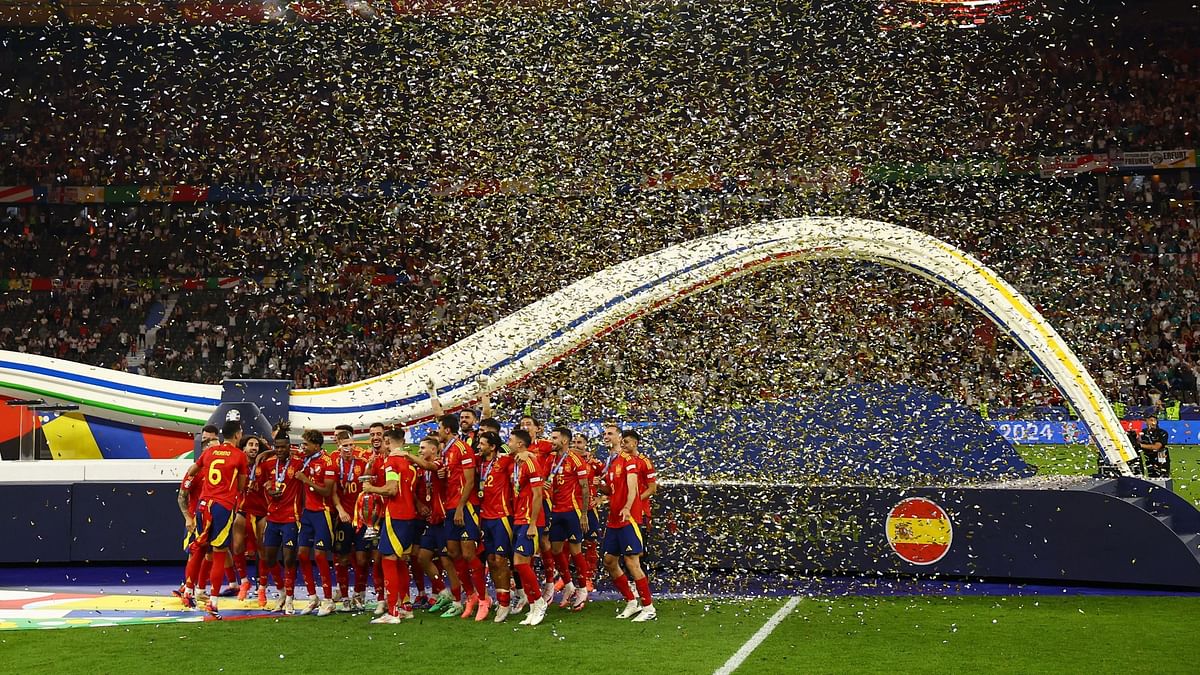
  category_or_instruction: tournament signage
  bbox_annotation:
[993,419,1198,445]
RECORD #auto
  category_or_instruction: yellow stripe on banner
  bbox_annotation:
[886,516,952,545]
[41,413,103,460]
[932,243,1131,462]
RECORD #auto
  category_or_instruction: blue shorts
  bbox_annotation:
[447,504,483,542]
[602,522,644,557]
[482,517,514,557]
[199,501,237,549]
[298,509,334,551]
[420,520,447,553]
[585,510,602,541]
[513,523,540,558]
[334,521,372,554]
[263,520,299,550]
[548,510,584,544]
[379,517,420,557]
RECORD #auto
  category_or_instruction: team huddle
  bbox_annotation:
[175,406,658,626]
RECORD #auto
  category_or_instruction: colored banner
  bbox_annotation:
[0,186,35,202]
[992,419,1200,445]
[1039,149,1196,177]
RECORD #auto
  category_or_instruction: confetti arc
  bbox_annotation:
[0,217,1135,472]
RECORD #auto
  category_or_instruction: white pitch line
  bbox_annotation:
[714,596,802,675]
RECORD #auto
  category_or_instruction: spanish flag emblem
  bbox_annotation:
[886,497,953,565]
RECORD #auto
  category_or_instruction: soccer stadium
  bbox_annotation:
[1,0,1199,671]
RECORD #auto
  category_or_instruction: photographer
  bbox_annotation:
[1137,415,1171,478]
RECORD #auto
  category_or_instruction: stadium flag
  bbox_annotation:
[0,186,35,202]
[207,277,241,289]
[171,185,209,202]
[29,278,53,291]
[106,186,142,203]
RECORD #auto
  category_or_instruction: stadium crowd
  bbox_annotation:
[1,5,1199,416]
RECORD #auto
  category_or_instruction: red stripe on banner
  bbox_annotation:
[892,541,949,564]
[0,186,35,202]
[889,498,945,520]
[171,185,209,202]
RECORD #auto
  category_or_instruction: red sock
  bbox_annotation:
[272,564,284,591]
[555,551,571,584]
[571,553,587,586]
[383,558,400,614]
[431,574,446,594]
[374,559,384,598]
[541,550,558,581]
[198,556,212,590]
[335,562,350,597]
[209,550,228,597]
[258,564,268,590]
[411,558,425,598]
[184,546,205,592]
[468,558,487,600]
[612,573,635,601]
[314,551,333,599]
[284,565,297,597]
[396,558,411,606]
[584,542,598,580]
[233,553,248,583]
[515,563,541,602]
[497,589,511,605]
[353,561,368,594]
[453,558,473,596]
[634,576,652,606]
[298,551,316,595]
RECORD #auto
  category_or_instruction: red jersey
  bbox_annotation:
[605,452,641,528]
[530,439,554,477]
[513,455,545,527]
[418,466,448,525]
[259,455,305,524]
[363,452,388,488]
[480,453,515,519]
[299,452,336,512]
[549,451,589,513]
[383,454,419,520]
[196,443,249,510]
[179,473,202,515]
[634,454,657,519]
[240,458,269,517]
[586,458,604,505]
[331,451,369,517]
[442,437,480,509]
